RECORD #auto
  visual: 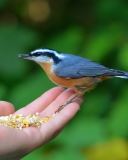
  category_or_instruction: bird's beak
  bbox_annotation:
[18,54,30,59]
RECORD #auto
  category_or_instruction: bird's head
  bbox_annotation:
[18,48,64,64]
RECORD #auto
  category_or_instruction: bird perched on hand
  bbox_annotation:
[19,48,128,112]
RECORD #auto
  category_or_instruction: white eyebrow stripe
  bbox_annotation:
[31,48,65,59]
[31,49,53,54]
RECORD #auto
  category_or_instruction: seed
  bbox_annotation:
[0,113,53,130]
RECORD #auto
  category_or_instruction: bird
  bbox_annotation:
[18,48,128,113]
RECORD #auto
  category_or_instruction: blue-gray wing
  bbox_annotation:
[55,55,113,78]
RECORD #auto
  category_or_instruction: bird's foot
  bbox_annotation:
[55,94,78,113]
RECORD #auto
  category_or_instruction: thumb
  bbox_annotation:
[0,101,15,116]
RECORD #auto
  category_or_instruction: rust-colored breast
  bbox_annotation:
[37,62,110,95]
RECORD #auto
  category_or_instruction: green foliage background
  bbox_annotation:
[0,0,128,159]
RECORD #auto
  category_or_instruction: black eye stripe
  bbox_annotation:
[30,52,42,56]
[29,51,62,64]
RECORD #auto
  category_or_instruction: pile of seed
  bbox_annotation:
[0,113,52,130]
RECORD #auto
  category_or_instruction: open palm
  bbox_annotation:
[0,87,83,160]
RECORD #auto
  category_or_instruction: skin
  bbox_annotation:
[0,87,83,160]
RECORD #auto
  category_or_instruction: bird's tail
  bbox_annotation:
[110,69,128,79]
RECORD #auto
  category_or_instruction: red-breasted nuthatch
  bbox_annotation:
[19,48,128,112]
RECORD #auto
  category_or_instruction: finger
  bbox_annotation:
[15,87,65,115]
[39,88,77,116]
[36,100,83,146]
[20,92,83,150]
[0,101,15,116]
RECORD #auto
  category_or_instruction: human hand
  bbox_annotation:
[0,87,83,160]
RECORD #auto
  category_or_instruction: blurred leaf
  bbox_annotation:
[117,43,128,70]
[47,148,86,160]
[84,138,128,160]
[0,25,39,80]
[55,116,107,148]
[46,26,84,54]
[96,0,128,21]
[0,83,7,99]
[108,87,128,137]
[23,147,87,160]
[9,70,55,110]
[82,24,125,61]
[0,0,9,9]
[83,87,111,116]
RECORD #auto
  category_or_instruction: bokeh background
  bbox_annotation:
[0,0,128,159]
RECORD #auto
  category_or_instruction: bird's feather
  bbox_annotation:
[55,54,128,78]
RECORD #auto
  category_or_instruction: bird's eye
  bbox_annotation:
[36,52,42,56]
[31,52,42,56]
